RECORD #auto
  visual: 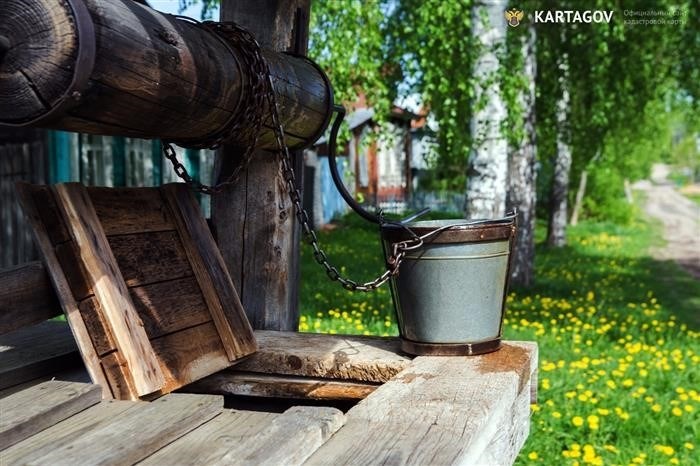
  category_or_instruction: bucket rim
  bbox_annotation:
[381,215,516,244]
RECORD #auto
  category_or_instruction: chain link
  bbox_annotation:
[163,20,421,291]
[162,20,273,194]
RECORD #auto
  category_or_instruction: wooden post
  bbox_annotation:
[212,1,310,331]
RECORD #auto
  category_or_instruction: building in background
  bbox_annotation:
[305,100,435,227]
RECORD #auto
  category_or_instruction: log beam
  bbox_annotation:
[212,1,311,331]
[0,0,331,150]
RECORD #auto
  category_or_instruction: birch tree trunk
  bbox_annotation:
[507,25,537,287]
[547,55,572,247]
[465,0,508,219]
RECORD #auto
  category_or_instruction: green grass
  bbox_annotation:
[300,213,699,465]
[685,193,700,206]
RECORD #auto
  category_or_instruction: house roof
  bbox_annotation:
[347,108,375,130]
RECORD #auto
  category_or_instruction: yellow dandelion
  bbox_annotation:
[654,445,675,456]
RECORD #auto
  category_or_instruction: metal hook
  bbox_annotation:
[327,105,381,224]
[327,105,431,225]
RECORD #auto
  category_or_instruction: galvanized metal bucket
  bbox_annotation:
[381,215,517,356]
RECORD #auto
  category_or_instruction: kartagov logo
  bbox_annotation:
[534,10,614,23]
[505,9,524,27]
[504,9,614,25]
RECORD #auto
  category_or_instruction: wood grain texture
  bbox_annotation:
[100,350,138,400]
[0,0,76,123]
[139,410,279,465]
[305,342,537,466]
[234,331,411,383]
[0,0,328,149]
[31,184,71,245]
[0,320,82,392]
[0,366,91,400]
[107,230,193,287]
[89,187,175,235]
[15,183,111,398]
[0,261,60,335]
[186,371,379,401]
[474,381,531,465]
[0,381,101,450]
[213,406,345,466]
[150,322,230,394]
[1,399,137,464]
[212,0,311,332]
[19,393,223,466]
[47,284,204,376]
[18,183,256,400]
[161,183,256,361]
[52,183,165,396]
[77,297,116,356]
[129,276,211,339]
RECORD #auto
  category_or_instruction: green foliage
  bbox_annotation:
[309,0,391,119]
[583,167,636,224]
[535,0,692,221]
[179,0,696,222]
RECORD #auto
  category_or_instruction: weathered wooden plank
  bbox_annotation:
[0,366,91,400]
[1,399,138,464]
[139,410,279,465]
[510,340,539,404]
[305,343,537,466]
[79,277,211,356]
[16,183,112,398]
[161,183,257,361]
[89,187,175,235]
[474,381,531,465]
[0,261,60,335]
[100,351,138,400]
[186,371,379,401]
[235,331,411,383]
[212,0,311,332]
[108,230,193,287]
[212,407,344,466]
[150,322,229,394]
[129,276,212,339]
[78,297,117,356]
[22,393,223,466]
[52,183,165,397]
[54,240,94,300]
[0,321,82,391]
[31,184,71,245]
[0,381,101,450]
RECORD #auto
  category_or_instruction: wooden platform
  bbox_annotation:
[0,323,537,465]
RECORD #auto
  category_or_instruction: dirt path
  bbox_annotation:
[633,164,700,279]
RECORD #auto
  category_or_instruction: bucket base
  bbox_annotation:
[401,338,502,356]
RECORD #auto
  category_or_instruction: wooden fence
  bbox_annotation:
[0,130,215,268]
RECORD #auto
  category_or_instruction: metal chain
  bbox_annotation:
[162,20,272,194]
[164,20,423,291]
